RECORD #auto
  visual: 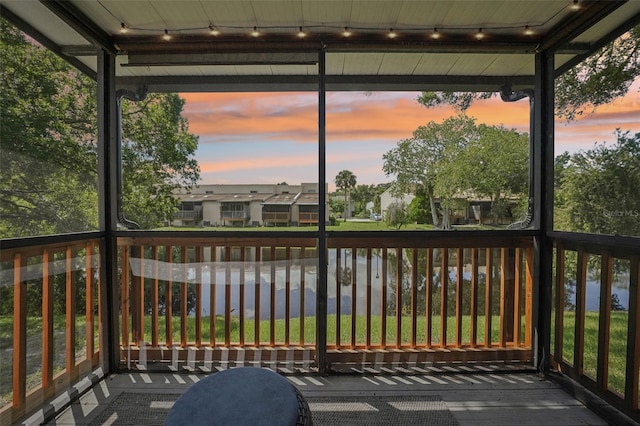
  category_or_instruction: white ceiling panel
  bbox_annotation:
[377,53,423,75]
[0,0,636,90]
[482,54,533,76]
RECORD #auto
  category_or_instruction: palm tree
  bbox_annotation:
[335,170,357,220]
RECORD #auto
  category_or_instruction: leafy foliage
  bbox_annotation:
[555,131,640,236]
[385,201,409,229]
[334,169,357,219]
[0,20,98,236]
[383,115,528,228]
[417,25,640,120]
[0,19,200,236]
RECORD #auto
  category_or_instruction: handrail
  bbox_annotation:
[550,234,639,421]
[0,237,102,423]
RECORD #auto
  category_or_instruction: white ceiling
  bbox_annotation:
[1,0,639,91]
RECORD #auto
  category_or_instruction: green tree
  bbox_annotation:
[334,170,357,220]
[383,115,479,229]
[351,184,376,217]
[0,19,200,236]
[407,186,432,224]
[555,131,640,236]
[385,201,409,229]
[416,25,640,120]
[121,94,200,229]
[383,115,528,229]
[0,19,98,236]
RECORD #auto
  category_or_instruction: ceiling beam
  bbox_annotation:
[555,11,640,77]
[116,74,534,93]
[539,0,627,53]
[114,36,543,56]
[125,52,319,67]
[0,6,96,78]
[39,0,117,54]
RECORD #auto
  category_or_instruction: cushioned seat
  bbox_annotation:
[164,367,311,426]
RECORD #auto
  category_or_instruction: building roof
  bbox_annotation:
[295,193,320,206]
[262,193,300,205]
[3,1,638,93]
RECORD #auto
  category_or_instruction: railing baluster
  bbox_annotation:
[381,248,388,348]
[180,246,188,347]
[239,246,246,346]
[499,248,507,348]
[225,246,232,347]
[625,256,639,411]
[254,246,261,346]
[210,245,217,347]
[66,245,76,374]
[485,248,492,348]
[425,248,433,349]
[574,249,587,374]
[597,252,613,392]
[166,246,173,347]
[440,248,449,348]
[13,252,27,408]
[137,246,145,346]
[366,248,372,348]
[396,248,403,348]
[336,247,341,348]
[525,247,533,347]
[270,246,276,346]
[195,246,203,347]
[351,247,357,348]
[42,249,54,389]
[554,245,565,364]
[470,248,479,348]
[121,245,130,348]
[151,246,159,347]
[300,246,306,346]
[411,249,418,348]
[86,243,95,359]
[456,248,464,347]
[513,248,522,347]
[285,246,291,346]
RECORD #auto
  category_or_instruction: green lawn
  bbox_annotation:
[554,310,629,396]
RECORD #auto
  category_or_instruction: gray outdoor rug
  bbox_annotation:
[90,392,459,425]
[308,395,459,425]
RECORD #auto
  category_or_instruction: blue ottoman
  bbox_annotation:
[164,368,311,425]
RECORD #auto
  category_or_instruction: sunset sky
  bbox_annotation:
[181,80,640,190]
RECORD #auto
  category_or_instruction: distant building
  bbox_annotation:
[172,183,328,227]
[379,187,519,225]
[379,188,415,219]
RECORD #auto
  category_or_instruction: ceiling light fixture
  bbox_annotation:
[209,25,220,36]
[388,28,397,39]
[523,25,534,36]
[431,27,441,39]
[120,23,128,34]
[342,26,352,37]
[251,26,260,37]
[162,29,171,41]
[297,26,306,38]
[570,0,581,10]
[475,28,485,40]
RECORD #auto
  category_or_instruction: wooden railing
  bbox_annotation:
[298,212,319,224]
[262,212,291,223]
[325,232,534,367]
[0,235,102,424]
[550,232,640,422]
[117,231,535,370]
[11,231,639,422]
[173,210,203,220]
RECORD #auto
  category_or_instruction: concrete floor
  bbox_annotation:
[32,367,615,426]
